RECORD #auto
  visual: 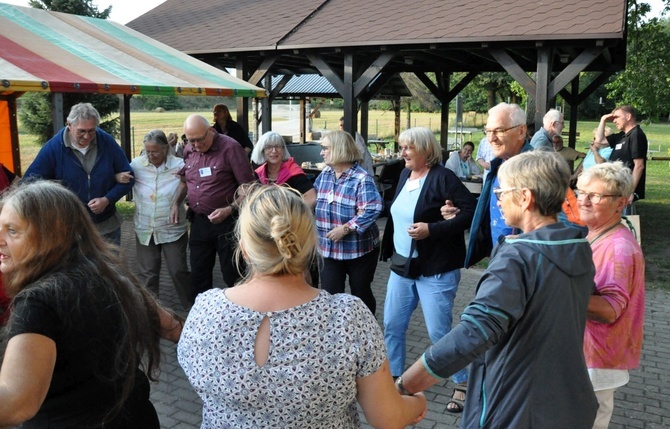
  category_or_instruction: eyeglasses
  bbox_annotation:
[484,124,523,139]
[493,187,517,201]
[264,144,284,152]
[186,131,208,144]
[575,190,621,205]
[73,128,96,137]
[320,145,331,150]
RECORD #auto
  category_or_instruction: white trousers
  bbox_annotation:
[592,388,616,429]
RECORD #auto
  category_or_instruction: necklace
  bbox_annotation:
[588,222,621,245]
[266,165,279,183]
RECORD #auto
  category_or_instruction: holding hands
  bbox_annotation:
[440,199,460,220]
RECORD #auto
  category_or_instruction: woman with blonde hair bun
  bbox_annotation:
[178,184,426,428]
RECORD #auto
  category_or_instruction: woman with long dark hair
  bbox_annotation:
[0,181,182,428]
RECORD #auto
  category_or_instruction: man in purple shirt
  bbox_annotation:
[172,115,255,304]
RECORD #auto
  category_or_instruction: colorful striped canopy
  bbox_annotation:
[0,3,266,98]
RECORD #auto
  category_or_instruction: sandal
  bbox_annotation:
[446,382,467,413]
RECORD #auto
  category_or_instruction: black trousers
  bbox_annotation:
[188,213,242,304]
[320,246,379,315]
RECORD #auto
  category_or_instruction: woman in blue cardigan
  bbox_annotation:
[380,127,476,412]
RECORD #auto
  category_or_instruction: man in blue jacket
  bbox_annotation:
[24,103,134,245]
[441,103,533,267]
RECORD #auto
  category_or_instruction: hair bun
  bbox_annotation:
[270,215,302,259]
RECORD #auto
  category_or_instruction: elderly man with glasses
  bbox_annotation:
[24,102,134,246]
[173,115,255,305]
[442,103,533,267]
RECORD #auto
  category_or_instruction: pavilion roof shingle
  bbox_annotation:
[129,0,626,54]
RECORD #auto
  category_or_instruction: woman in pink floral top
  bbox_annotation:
[577,161,645,429]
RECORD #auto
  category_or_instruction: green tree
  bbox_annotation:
[606,2,670,121]
[400,73,440,112]
[19,0,118,143]
[28,0,111,18]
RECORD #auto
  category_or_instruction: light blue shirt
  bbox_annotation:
[582,147,613,170]
[530,128,553,150]
[489,175,515,247]
[390,176,425,258]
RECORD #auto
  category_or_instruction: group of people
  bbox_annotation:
[0,100,645,429]
[429,102,644,428]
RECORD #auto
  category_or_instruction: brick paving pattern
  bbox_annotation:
[117,221,670,428]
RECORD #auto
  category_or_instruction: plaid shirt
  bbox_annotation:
[314,164,382,259]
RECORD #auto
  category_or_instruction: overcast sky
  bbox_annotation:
[1,0,166,24]
[1,0,668,24]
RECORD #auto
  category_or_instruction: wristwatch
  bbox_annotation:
[395,376,414,396]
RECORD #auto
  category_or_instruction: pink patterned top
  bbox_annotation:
[584,226,645,369]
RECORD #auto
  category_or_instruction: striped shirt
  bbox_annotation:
[314,164,382,259]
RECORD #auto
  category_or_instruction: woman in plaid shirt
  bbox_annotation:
[314,130,383,314]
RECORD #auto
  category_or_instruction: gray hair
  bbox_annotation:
[488,102,526,129]
[143,129,169,146]
[66,102,100,126]
[498,150,570,217]
[398,127,442,167]
[543,109,563,129]
[577,161,634,198]
[251,131,291,164]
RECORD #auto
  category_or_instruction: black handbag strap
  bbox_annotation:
[404,240,417,278]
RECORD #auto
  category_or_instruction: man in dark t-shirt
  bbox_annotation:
[595,105,647,202]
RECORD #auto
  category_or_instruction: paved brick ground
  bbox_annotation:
[117,221,670,428]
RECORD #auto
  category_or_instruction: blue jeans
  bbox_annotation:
[383,270,468,384]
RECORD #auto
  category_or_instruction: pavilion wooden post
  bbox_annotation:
[360,100,369,141]
[438,73,450,149]
[568,76,580,148]
[491,46,604,133]
[557,70,613,148]
[307,51,395,138]
[118,94,132,161]
[262,75,272,134]
[236,58,251,136]
[394,98,401,149]
[118,94,132,200]
[535,47,552,129]
[51,93,64,135]
[415,71,477,150]
[342,53,357,135]
[299,98,307,143]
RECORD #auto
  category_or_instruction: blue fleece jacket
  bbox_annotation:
[24,127,134,224]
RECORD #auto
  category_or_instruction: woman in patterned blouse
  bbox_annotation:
[577,161,645,429]
[178,184,426,428]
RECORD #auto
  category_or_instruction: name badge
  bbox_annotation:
[615,143,623,150]
[407,179,421,192]
[199,167,212,177]
[327,190,334,204]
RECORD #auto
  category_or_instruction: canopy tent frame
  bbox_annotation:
[0,3,266,175]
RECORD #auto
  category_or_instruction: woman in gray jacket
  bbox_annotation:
[395,151,598,429]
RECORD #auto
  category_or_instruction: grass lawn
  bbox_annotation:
[14,110,670,290]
